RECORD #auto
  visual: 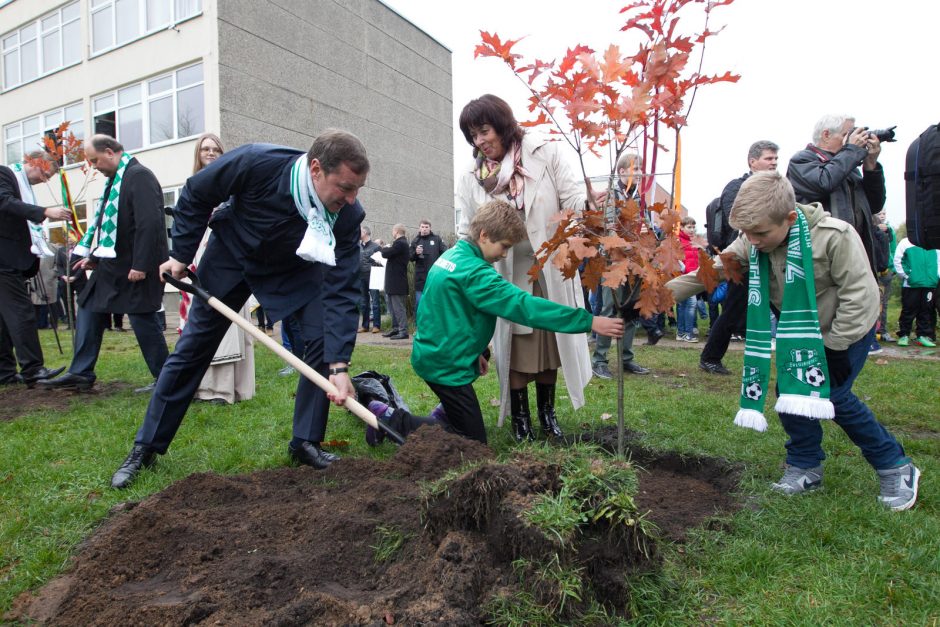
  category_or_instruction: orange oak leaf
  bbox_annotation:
[696,251,720,293]
[719,251,746,284]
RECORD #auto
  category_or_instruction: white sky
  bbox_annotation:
[383,0,940,227]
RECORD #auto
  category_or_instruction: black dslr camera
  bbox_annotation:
[852,125,897,143]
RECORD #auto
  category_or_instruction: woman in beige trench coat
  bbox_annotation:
[456,94,594,442]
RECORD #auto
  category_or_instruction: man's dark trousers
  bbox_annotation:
[134,239,331,453]
[69,304,168,380]
[0,269,44,378]
[701,280,747,363]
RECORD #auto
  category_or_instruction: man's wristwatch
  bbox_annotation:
[328,366,349,375]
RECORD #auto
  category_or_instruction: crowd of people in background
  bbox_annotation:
[1,100,933,509]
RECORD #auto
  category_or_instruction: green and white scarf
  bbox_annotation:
[10,162,55,258]
[734,208,834,432]
[290,153,338,266]
[74,151,132,259]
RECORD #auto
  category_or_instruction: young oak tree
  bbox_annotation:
[476,0,744,451]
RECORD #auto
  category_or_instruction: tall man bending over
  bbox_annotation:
[111,130,369,489]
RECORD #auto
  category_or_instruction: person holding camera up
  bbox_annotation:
[788,114,888,354]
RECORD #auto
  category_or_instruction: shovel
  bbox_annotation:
[163,269,405,445]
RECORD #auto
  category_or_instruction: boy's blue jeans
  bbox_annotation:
[676,296,696,335]
[778,329,907,471]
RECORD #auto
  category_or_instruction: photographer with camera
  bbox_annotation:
[787,114,892,277]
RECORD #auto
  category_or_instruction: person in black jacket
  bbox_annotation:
[0,151,70,387]
[699,140,779,375]
[380,224,410,339]
[409,219,447,307]
[787,114,885,275]
[358,225,381,332]
[41,136,169,393]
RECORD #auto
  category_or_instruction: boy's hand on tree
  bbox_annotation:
[592,316,624,339]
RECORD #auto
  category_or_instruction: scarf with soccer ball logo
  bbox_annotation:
[735,208,834,432]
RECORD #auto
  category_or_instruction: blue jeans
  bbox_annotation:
[777,329,907,471]
[70,305,168,380]
[676,296,696,336]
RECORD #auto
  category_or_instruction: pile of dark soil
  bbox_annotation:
[8,426,739,625]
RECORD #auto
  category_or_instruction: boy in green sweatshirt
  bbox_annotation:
[366,199,624,445]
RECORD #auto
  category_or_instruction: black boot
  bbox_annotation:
[536,382,563,438]
[509,388,534,442]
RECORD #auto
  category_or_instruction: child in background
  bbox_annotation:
[676,216,702,342]
[365,200,624,446]
[892,237,939,347]
[667,171,920,511]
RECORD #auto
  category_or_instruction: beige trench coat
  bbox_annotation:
[456,135,592,424]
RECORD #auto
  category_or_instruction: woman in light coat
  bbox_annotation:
[178,133,255,404]
[456,94,593,441]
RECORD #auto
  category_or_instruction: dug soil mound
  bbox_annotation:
[9,427,739,625]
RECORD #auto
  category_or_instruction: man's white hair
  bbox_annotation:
[812,114,854,145]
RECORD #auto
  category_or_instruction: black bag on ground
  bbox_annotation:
[351,370,411,413]
[905,124,940,250]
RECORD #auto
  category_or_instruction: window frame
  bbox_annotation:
[1,1,81,92]
[92,62,204,151]
[3,100,85,167]
[89,0,202,57]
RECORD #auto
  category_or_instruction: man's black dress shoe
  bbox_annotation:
[389,333,409,340]
[622,361,650,375]
[111,445,156,489]
[645,329,664,345]
[22,366,66,388]
[288,441,340,469]
[0,374,24,386]
[381,330,396,337]
[37,372,94,390]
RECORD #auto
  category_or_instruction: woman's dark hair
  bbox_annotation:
[458,94,524,157]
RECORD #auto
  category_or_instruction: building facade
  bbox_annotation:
[1,0,454,247]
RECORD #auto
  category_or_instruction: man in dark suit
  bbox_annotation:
[380,224,410,339]
[40,135,169,392]
[0,151,70,386]
[110,129,370,489]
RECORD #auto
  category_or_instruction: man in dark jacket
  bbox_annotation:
[699,140,778,375]
[381,224,409,339]
[787,114,885,275]
[41,135,169,392]
[409,219,447,307]
[358,225,381,332]
[109,129,369,489]
[0,152,70,387]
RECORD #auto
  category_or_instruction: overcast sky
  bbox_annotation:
[383,0,939,227]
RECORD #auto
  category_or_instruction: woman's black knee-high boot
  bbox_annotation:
[536,382,563,438]
[509,387,534,442]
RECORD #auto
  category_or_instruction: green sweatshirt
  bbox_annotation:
[412,239,594,386]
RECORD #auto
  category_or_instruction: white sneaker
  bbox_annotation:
[877,463,920,511]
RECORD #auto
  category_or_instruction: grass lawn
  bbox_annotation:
[1,324,938,625]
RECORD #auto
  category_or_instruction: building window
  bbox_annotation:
[90,0,202,55]
[2,2,81,91]
[3,101,84,166]
[47,202,87,245]
[93,63,203,151]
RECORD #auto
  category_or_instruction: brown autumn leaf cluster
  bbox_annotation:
[476,0,741,318]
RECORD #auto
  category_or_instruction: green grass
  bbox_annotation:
[1,325,938,624]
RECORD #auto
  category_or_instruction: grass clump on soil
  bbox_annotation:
[370,524,413,563]
[422,445,658,624]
